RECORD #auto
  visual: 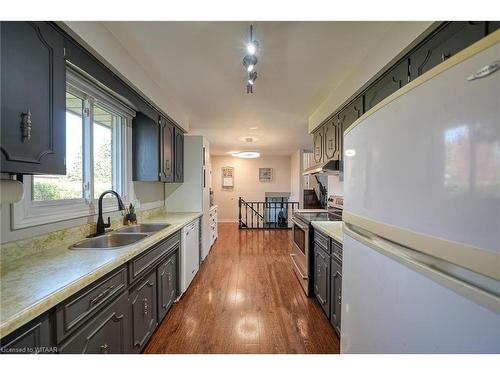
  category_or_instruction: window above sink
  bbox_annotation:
[12,68,136,230]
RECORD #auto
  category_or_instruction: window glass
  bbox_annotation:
[93,104,116,199]
[32,92,84,201]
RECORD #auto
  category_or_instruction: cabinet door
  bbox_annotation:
[409,22,485,81]
[157,251,178,322]
[58,293,130,354]
[324,120,340,160]
[174,127,184,182]
[330,258,342,336]
[0,314,52,354]
[132,112,161,181]
[314,245,330,317]
[364,61,408,111]
[129,270,158,352]
[338,96,364,133]
[161,118,174,183]
[1,21,66,174]
[313,127,324,164]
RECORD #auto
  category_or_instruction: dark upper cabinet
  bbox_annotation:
[313,127,324,164]
[129,270,158,353]
[132,113,182,183]
[409,22,485,81]
[338,95,363,133]
[174,127,184,183]
[364,60,408,111]
[324,120,341,161]
[1,21,66,175]
[161,117,174,183]
[313,244,330,317]
[487,21,500,34]
[157,251,178,323]
[132,112,161,181]
[330,257,342,337]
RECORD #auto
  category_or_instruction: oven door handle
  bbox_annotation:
[290,254,308,279]
[292,218,308,231]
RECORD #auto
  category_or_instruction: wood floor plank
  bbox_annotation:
[144,223,340,354]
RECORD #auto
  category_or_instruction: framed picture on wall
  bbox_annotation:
[259,168,273,182]
[222,166,234,188]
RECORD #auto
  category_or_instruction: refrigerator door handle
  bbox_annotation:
[344,223,500,314]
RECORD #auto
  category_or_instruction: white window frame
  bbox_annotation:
[12,68,136,229]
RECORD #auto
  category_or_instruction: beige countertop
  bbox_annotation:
[0,211,201,339]
[311,221,344,244]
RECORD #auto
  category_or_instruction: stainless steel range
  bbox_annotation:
[290,195,343,295]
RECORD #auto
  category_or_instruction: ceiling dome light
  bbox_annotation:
[235,151,260,158]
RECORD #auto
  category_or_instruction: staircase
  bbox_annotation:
[303,189,323,209]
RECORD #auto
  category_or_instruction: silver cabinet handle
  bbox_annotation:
[467,61,500,81]
[89,285,115,306]
[143,298,149,316]
[20,110,32,142]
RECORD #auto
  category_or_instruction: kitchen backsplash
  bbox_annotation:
[0,207,166,262]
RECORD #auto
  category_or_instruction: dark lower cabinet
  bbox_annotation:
[330,257,342,337]
[0,314,52,354]
[58,293,130,354]
[157,252,178,322]
[174,127,184,182]
[313,244,330,317]
[129,270,158,353]
[1,21,66,175]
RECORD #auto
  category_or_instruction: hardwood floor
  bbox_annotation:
[144,223,340,354]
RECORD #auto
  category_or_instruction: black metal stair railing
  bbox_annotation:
[238,197,299,229]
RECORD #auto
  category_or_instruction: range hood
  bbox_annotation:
[303,159,342,176]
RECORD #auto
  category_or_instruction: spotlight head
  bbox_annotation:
[243,54,258,71]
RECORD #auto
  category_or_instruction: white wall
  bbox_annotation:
[62,22,190,132]
[327,174,344,197]
[211,155,291,222]
[290,149,304,208]
[308,22,432,133]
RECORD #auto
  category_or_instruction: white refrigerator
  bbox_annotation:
[341,36,500,353]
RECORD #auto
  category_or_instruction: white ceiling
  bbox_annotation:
[103,21,400,155]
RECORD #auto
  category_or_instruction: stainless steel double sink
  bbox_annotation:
[71,223,170,250]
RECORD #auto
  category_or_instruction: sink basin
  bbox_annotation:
[71,233,148,250]
[114,223,170,234]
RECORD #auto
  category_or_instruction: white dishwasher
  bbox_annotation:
[180,219,200,295]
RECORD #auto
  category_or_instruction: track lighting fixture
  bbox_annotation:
[243,24,260,94]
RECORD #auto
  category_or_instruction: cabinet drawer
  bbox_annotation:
[58,292,130,354]
[314,230,329,252]
[55,266,127,343]
[128,232,180,283]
